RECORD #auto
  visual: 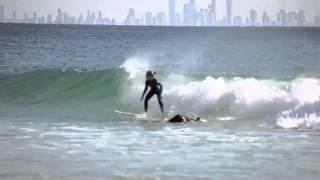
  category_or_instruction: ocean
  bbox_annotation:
[0,23,320,179]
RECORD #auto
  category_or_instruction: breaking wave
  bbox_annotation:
[1,57,319,128]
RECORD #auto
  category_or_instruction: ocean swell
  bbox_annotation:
[0,57,319,128]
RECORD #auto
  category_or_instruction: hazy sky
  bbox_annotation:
[1,0,320,22]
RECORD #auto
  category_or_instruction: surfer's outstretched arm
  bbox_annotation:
[141,81,148,101]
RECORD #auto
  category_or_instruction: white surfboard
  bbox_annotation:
[115,110,166,122]
[114,110,138,117]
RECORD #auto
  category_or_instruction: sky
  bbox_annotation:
[1,0,320,22]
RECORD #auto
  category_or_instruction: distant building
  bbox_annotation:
[287,11,297,26]
[145,12,153,26]
[175,13,181,26]
[33,12,37,24]
[250,9,257,26]
[78,13,84,24]
[262,11,270,26]
[226,0,232,25]
[207,0,216,26]
[279,9,287,26]
[199,8,206,26]
[23,13,28,23]
[12,11,17,23]
[111,19,116,25]
[157,12,166,26]
[183,0,196,26]
[233,16,242,26]
[124,8,135,25]
[0,5,4,23]
[47,15,53,24]
[135,19,141,25]
[97,11,103,25]
[38,16,45,24]
[91,12,96,24]
[297,9,305,26]
[152,16,157,25]
[315,16,320,26]
[245,17,250,26]
[169,0,176,26]
[63,12,68,24]
[57,9,63,24]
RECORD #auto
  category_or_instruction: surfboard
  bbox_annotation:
[114,110,138,117]
[114,110,166,122]
[199,119,208,123]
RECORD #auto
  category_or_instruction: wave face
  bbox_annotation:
[1,57,320,128]
[0,69,127,120]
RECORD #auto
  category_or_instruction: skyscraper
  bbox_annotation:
[183,0,196,26]
[287,11,297,26]
[190,0,197,25]
[169,0,176,26]
[210,0,216,26]
[175,13,181,26]
[183,3,191,25]
[63,12,69,24]
[250,9,257,26]
[47,15,53,24]
[157,12,166,26]
[226,0,232,25]
[78,13,84,24]
[91,12,96,24]
[0,5,5,23]
[97,11,103,25]
[23,13,28,23]
[279,9,287,26]
[262,12,270,26]
[233,16,242,26]
[124,8,135,25]
[297,9,305,26]
[315,16,320,26]
[200,9,206,26]
[145,12,153,26]
[57,9,63,24]
[12,11,17,23]
[32,12,37,24]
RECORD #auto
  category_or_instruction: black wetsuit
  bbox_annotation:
[142,79,164,113]
[168,114,201,123]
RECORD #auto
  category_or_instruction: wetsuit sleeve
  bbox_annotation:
[141,80,148,101]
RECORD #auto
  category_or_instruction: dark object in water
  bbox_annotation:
[168,114,201,123]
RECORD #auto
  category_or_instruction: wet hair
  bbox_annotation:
[146,71,156,80]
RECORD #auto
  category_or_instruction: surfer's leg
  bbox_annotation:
[144,91,155,112]
[157,93,164,113]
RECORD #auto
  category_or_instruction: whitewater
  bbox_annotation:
[1,24,320,179]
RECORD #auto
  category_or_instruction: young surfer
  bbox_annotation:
[141,70,164,114]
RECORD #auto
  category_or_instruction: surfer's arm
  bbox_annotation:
[141,81,148,101]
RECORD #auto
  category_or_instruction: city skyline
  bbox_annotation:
[0,0,320,26]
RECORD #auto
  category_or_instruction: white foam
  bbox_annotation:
[277,113,320,129]
[120,57,150,79]
[291,78,320,105]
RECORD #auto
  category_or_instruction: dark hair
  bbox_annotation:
[146,71,156,78]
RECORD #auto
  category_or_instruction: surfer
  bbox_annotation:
[167,114,201,123]
[141,70,164,114]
